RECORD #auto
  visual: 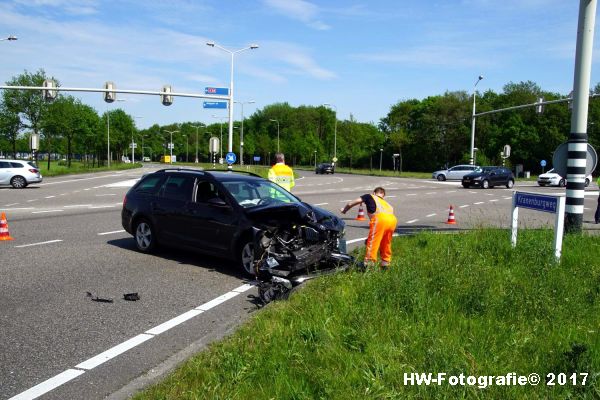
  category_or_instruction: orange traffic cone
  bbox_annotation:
[0,212,14,241]
[355,203,367,221]
[446,205,456,225]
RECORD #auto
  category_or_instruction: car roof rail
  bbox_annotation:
[155,167,206,175]
[214,170,262,178]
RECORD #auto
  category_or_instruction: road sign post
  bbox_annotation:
[511,191,566,261]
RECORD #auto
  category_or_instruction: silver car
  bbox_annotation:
[0,159,43,188]
[432,164,479,181]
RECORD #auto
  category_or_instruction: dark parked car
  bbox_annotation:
[315,162,335,174]
[122,168,351,302]
[461,166,515,189]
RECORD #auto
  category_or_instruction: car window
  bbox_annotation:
[135,175,163,194]
[222,180,299,208]
[161,175,195,201]
[0,161,12,168]
[27,161,38,169]
[195,180,225,203]
[10,162,24,168]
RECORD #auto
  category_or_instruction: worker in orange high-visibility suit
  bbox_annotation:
[268,152,295,192]
[341,187,397,268]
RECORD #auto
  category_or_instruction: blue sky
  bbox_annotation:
[0,0,597,129]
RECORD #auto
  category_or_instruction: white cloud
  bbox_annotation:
[263,0,330,30]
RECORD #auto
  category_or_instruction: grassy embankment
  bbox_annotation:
[134,229,600,399]
[37,160,140,177]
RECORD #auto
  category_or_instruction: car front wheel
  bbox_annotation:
[134,219,156,253]
[239,241,256,277]
[559,179,566,187]
[437,175,446,181]
[585,178,590,187]
[506,179,514,189]
[481,180,490,189]
[10,175,27,189]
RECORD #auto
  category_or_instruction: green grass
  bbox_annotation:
[37,160,141,177]
[296,166,432,179]
[133,229,600,399]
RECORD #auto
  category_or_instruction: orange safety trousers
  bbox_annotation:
[365,212,398,264]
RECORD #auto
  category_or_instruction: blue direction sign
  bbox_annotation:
[540,159,547,167]
[514,192,558,213]
[205,87,229,96]
[203,101,228,109]
[226,152,237,164]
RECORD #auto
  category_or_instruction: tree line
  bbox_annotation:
[2,69,599,172]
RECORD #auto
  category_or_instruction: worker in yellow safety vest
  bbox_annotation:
[341,187,398,268]
[268,152,295,192]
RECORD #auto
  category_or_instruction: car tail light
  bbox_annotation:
[29,168,39,173]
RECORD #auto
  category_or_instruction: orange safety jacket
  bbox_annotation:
[268,163,295,191]
[370,194,394,217]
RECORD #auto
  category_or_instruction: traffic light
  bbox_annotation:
[104,81,116,103]
[161,85,173,106]
[42,79,57,101]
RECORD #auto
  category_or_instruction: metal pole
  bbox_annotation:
[170,131,173,164]
[228,52,234,169]
[240,103,244,165]
[379,148,383,171]
[107,111,110,167]
[566,0,597,233]
[195,126,199,163]
[277,122,280,152]
[469,75,483,165]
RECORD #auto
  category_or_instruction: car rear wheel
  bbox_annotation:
[239,241,256,277]
[437,175,446,181]
[506,179,514,189]
[585,178,590,187]
[559,179,566,187]
[481,179,490,189]
[134,219,156,253]
[10,175,27,189]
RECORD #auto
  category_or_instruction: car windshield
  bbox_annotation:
[221,180,300,208]
[474,166,495,173]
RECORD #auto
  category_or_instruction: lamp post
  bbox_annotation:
[183,134,188,163]
[323,103,337,159]
[190,123,205,163]
[164,129,179,164]
[206,40,259,170]
[314,150,317,168]
[106,98,125,167]
[1,35,17,41]
[269,119,280,152]
[142,135,148,160]
[379,148,383,171]
[235,100,255,165]
[469,75,484,165]
[211,115,227,160]
[131,116,143,163]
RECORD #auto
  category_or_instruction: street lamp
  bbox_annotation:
[164,129,179,164]
[235,100,255,165]
[183,134,188,163]
[323,103,337,160]
[190,123,205,163]
[206,40,259,169]
[469,75,484,165]
[106,98,125,167]
[379,148,383,171]
[314,150,317,168]
[269,119,280,152]
[1,35,17,41]
[211,114,227,160]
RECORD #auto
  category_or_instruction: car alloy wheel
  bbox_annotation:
[135,219,156,253]
[481,179,489,189]
[559,179,566,187]
[10,175,27,189]
[506,179,514,189]
[240,242,256,276]
[585,178,590,187]
[437,175,446,181]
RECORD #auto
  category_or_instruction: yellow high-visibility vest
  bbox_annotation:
[268,163,295,191]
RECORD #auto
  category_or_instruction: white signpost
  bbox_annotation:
[511,191,566,261]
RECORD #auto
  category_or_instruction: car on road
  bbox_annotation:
[432,164,479,181]
[537,168,592,187]
[0,159,43,188]
[122,168,351,301]
[461,166,515,189]
[315,162,335,174]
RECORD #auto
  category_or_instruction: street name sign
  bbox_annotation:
[203,101,228,109]
[205,87,229,96]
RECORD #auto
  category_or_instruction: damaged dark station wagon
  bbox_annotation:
[122,168,352,302]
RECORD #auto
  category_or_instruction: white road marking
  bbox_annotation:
[97,230,126,236]
[474,202,485,205]
[3,207,34,211]
[145,310,204,336]
[15,240,63,248]
[313,202,329,206]
[75,334,154,370]
[489,199,499,202]
[63,204,92,208]
[459,205,469,208]
[425,192,436,195]
[406,219,419,223]
[95,194,117,197]
[406,194,416,196]
[84,188,91,191]
[469,191,477,194]
[445,190,456,193]
[386,195,397,198]
[32,210,64,214]
[196,291,240,311]
[346,237,366,244]
[103,179,139,188]
[89,205,116,209]
[44,196,55,199]
[27,199,38,202]
[8,369,86,400]
[426,213,436,217]
[5,203,19,206]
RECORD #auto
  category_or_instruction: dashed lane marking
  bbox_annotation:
[97,230,126,236]
[406,219,419,223]
[426,213,436,217]
[459,205,469,208]
[32,210,64,214]
[14,240,63,248]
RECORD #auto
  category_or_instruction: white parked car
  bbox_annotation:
[0,159,43,188]
[537,168,592,187]
[432,164,480,181]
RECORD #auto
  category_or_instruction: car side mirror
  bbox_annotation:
[208,197,229,207]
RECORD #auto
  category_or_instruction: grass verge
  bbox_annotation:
[37,160,140,177]
[133,229,600,399]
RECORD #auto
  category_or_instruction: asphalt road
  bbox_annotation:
[1,165,598,400]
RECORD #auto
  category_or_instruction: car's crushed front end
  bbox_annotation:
[247,203,353,304]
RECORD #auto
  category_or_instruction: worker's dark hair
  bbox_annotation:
[374,187,385,196]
